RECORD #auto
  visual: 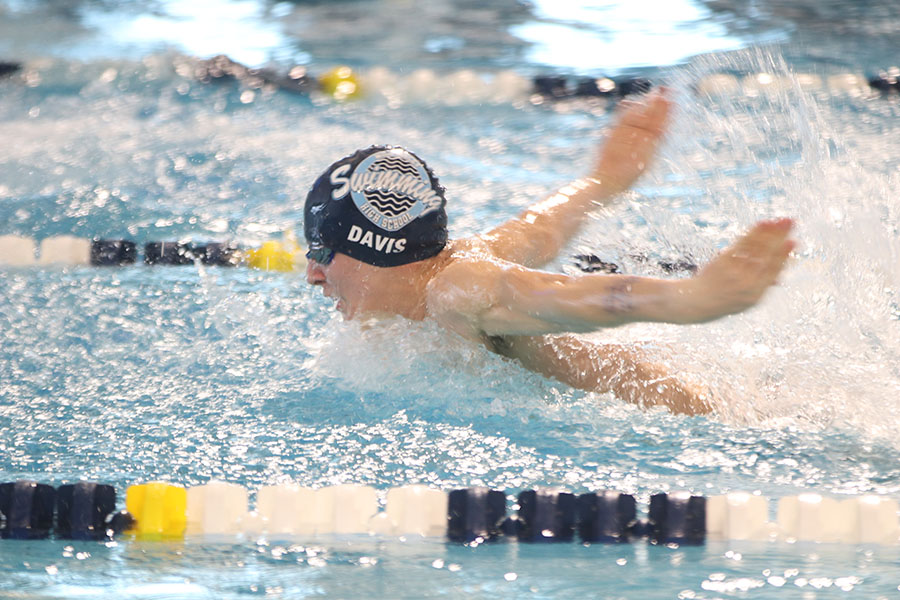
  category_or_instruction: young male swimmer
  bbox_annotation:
[303,91,794,416]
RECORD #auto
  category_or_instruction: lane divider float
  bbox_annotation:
[0,235,306,272]
[3,56,900,104]
[2,480,899,546]
[0,61,20,80]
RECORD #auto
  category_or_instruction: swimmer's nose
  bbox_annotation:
[306,260,326,285]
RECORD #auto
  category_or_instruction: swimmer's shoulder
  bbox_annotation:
[424,238,508,339]
[442,235,493,258]
[429,236,508,289]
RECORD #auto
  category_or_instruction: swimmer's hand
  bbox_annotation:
[677,218,795,323]
[591,88,672,195]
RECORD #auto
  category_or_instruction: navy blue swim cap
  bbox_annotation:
[304,146,448,267]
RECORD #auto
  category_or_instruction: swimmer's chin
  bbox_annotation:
[334,300,367,321]
[335,299,352,319]
[335,303,391,323]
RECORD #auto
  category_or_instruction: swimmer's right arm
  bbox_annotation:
[479,90,672,268]
[432,219,794,336]
[486,334,713,416]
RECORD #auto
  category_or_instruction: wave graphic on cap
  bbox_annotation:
[349,149,444,232]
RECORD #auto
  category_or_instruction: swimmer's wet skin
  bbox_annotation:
[303,90,795,417]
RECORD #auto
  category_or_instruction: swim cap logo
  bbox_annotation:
[330,149,442,232]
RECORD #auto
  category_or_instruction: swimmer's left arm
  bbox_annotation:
[429,257,674,337]
[476,268,687,334]
[480,90,672,268]
[433,219,794,337]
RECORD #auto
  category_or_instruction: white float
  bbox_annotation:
[0,235,36,266]
[315,484,378,535]
[384,485,448,537]
[256,484,317,536]
[38,236,91,265]
[185,481,248,536]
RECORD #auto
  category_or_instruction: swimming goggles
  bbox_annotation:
[305,245,335,265]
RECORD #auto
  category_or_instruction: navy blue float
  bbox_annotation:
[0,481,56,539]
[56,482,117,540]
[573,254,621,274]
[90,239,137,266]
[0,62,20,79]
[143,241,241,266]
[577,491,637,543]
[447,488,507,543]
[194,54,315,95]
[648,492,706,545]
[88,239,240,266]
[574,253,698,275]
[533,75,653,99]
[516,489,576,542]
[575,77,652,97]
[655,259,699,275]
[533,76,570,99]
[193,242,240,266]
[144,242,195,265]
[106,509,136,535]
[868,69,899,94]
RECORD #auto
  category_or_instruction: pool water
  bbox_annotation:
[2,0,900,598]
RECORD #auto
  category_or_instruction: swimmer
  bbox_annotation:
[304,90,794,416]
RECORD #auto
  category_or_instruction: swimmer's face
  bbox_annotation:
[306,252,379,319]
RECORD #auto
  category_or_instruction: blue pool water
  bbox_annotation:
[2,0,900,597]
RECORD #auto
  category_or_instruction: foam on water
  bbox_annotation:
[557,48,900,441]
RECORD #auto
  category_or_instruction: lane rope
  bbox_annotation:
[0,235,306,272]
[2,56,899,106]
[1,480,897,546]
